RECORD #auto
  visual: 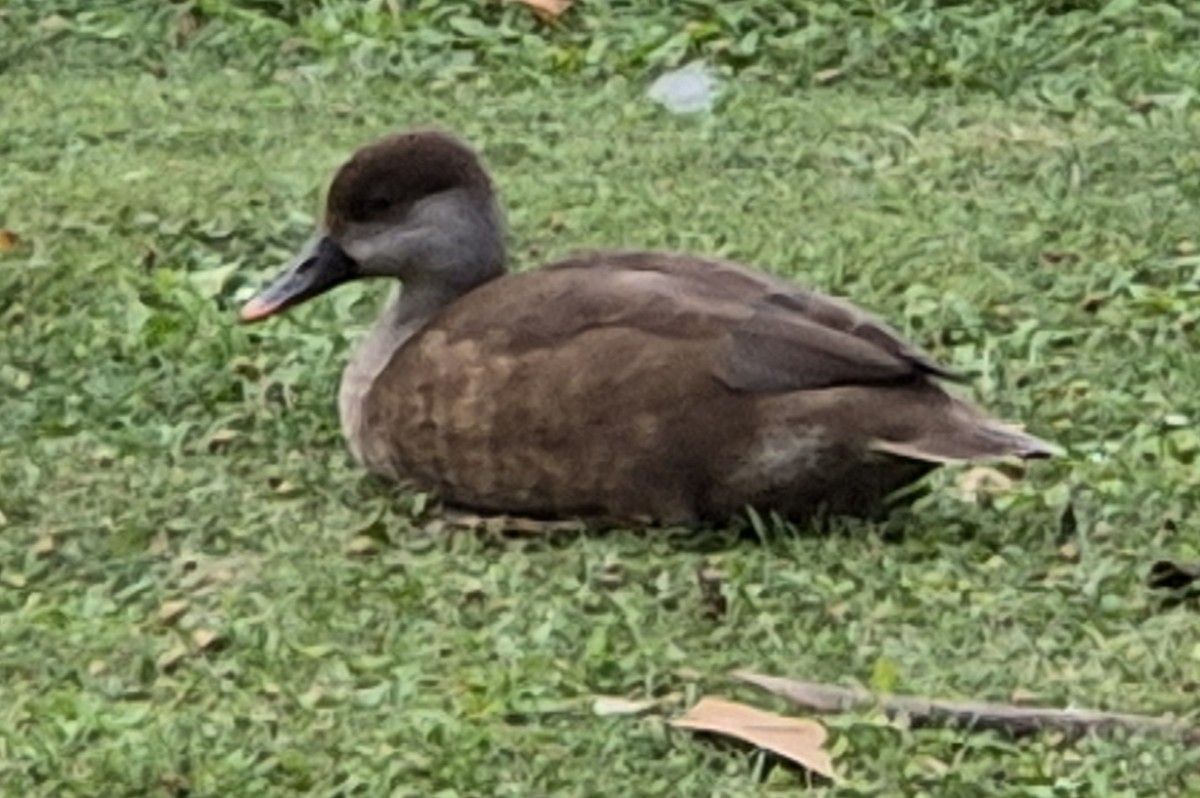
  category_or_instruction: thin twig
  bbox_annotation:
[732,670,1200,746]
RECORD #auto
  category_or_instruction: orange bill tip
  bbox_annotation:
[238,296,278,323]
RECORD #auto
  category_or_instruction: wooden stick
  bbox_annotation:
[732,670,1200,746]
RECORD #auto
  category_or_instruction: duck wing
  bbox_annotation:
[537,251,959,393]
[718,290,963,393]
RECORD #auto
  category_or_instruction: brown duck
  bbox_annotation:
[240,129,1056,525]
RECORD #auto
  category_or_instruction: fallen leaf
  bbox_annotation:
[592,696,658,716]
[157,599,190,626]
[174,552,259,595]
[346,535,379,556]
[460,578,487,603]
[0,229,19,252]
[38,14,70,33]
[1011,688,1042,705]
[670,697,836,781]
[506,0,571,22]
[157,644,189,672]
[206,428,239,452]
[813,67,844,85]
[270,479,300,496]
[192,628,224,651]
[32,534,56,557]
[148,530,171,557]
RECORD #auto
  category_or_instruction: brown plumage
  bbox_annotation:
[240,128,1056,525]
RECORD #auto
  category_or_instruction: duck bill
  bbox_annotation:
[239,237,358,323]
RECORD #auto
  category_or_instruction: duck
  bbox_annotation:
[239,128,1056,526]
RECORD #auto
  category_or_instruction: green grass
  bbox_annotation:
[2,3,1200,796]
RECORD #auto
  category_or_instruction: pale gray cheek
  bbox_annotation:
[343,233,391,272]
[344,227,425,276]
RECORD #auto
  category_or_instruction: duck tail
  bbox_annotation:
[868,397,1061,464]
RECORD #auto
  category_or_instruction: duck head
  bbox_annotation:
[240,129,505,322]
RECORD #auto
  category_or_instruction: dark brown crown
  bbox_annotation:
[324,129,493,234]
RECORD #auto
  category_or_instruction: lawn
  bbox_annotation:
[1,2,1199,796]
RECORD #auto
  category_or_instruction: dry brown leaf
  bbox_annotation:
[206,428,239,452]
[270,479,300,496]
[157,644,189,672]
[813,67,845,85]
[1057,541,1079,562]
[157,599,190,626]
[191,628,223,651]
[671,697,836,781]
[1011,688,1042,705]
[39,14,70,33]
[32,534,56,557]
[507,0,571,22]
[346,535,379,556]
[148,530,172,557]
[174,552,260,595]
[0,229,20,252]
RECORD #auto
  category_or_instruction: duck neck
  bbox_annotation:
[349,279,466,389]
[391,277,475,330]
[337,270,501,462]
